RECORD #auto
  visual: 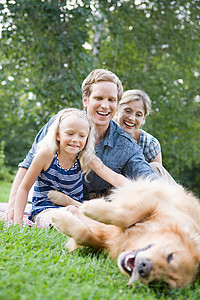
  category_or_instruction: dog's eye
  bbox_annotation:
[167,253,173,263]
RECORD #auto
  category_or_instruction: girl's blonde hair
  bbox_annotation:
[37,108,96,173]
[119,89,151,115]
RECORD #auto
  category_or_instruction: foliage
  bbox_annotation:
[0,0,93,167]
[1,0,92,114]
[0,141,14,182]
[93,0,200,193]
[0,0,200,192]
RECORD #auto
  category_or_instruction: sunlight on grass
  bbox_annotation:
[1,182,200,299]
[1,223,200,299]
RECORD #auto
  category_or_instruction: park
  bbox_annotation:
[0,0,200,299]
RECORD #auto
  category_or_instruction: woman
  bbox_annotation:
[115,89,177,185]
[115,89,162,164]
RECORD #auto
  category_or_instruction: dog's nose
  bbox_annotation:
[138,259,152,278]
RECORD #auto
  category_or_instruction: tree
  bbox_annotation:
[0,0,93,167]
[95,0,200,192]
[0,0,199,194]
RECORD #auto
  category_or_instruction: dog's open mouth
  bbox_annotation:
[120,252,136,276]
[118,244,153,283]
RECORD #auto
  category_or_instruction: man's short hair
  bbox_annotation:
[82,69,123,103]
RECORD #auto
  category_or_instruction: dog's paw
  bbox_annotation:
[48,190,82,207]
[48,190,64,205]
[81,199,105,221]
[81,200,96,217]
[65,238,82,252]
[50,209,73,235]
[50,209,64,229]
[51,209,85,239]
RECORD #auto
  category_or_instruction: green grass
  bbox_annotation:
[1,181,200,299]
[0,180,12,202]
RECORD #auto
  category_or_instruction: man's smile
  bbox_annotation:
[97,111,110,117]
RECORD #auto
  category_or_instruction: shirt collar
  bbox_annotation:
[95,120,115,151]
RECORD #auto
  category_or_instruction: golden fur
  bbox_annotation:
[51,179,200,288]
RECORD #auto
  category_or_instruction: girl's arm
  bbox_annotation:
[14,149,53,224]
[88,155,129,187]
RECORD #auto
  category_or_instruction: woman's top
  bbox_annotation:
[139,129,161,163]
[29,152,83,220]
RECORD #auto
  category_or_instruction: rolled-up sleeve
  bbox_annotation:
[122,145,159,181]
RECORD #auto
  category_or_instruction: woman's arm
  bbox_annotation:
[14,149,53,224]
[150,152,162,164]
[88,155,129,187]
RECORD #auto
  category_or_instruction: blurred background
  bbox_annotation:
[0,0,199,195]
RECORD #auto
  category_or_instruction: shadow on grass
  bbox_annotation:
[76,246,106,259]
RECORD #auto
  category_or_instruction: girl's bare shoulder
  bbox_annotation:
[35,147,55,164]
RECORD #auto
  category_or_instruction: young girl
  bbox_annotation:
[14,108,128,226]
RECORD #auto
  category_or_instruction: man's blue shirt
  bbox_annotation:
[82,120,158,198]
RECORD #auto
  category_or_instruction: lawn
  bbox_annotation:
[0,180,12,202]
[1,180,200,299]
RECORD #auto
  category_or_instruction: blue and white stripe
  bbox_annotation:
[29,153,83,220]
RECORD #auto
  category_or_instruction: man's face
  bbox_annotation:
[83,81,118,131]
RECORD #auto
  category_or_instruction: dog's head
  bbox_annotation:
[118,230,200,288]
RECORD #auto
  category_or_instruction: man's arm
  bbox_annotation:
[5,167,28,221]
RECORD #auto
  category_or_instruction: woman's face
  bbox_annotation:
[117,100,146,135]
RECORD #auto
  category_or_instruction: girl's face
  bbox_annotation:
[56,116,89,156]
[83,81,118,132]
[117,100,146,135]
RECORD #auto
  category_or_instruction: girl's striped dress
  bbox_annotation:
[29,152,83,221]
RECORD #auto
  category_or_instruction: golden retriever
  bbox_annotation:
[50,179,200,288]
